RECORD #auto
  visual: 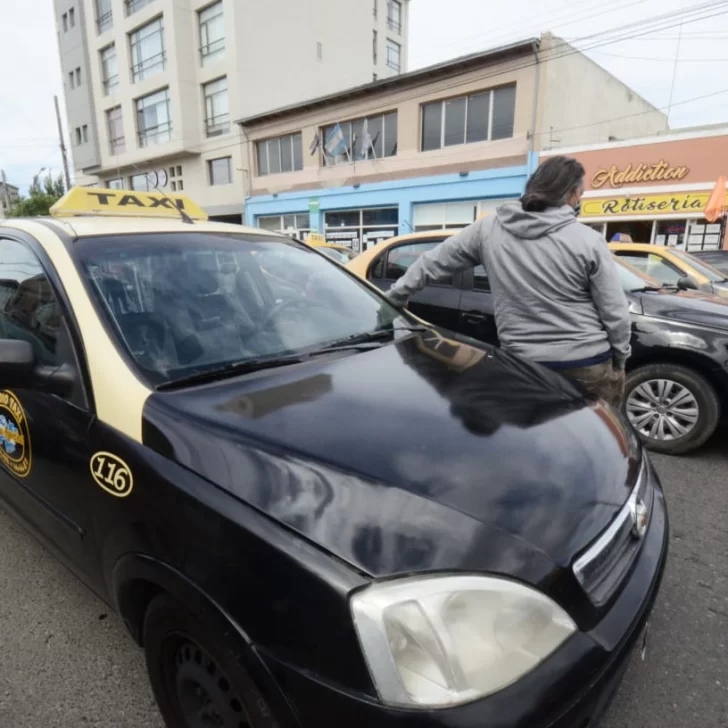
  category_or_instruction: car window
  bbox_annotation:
[0,239,61,368]
[318,247,356,264]
[669,249,727,282]
[75,232,403,387]
[473,265,491,292]
[0,238,87,407]
[376,241,452,286]
[616,252,683,284]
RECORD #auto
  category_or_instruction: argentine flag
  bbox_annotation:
[324,123,348,158]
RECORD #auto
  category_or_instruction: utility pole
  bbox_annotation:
[54,95,71,191]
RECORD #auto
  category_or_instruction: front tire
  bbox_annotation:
[142,594,279,728]
[624,363,720,455]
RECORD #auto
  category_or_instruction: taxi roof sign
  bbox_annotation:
[50,186,208,221]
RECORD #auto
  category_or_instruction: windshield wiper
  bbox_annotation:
[157,354,311,390]
[630,284,679,293]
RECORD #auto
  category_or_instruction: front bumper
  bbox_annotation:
[261,459,669,728]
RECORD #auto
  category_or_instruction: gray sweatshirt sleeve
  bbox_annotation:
[386,220,484,305]
[589,242,632,368]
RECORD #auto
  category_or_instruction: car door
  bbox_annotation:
[458,265,499,345]
[0,236,98,578]
[367,239,464,330]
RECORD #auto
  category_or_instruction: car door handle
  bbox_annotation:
[462,311,486,323]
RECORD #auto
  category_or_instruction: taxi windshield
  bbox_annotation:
[668,248,728,282]
[75,232,401,386]
[614,257,663,291]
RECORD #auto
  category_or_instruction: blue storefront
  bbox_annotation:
[245,154,538,251]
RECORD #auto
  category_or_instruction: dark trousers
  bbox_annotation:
[557,359,625,409]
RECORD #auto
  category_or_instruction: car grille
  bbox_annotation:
[573,457,653,606]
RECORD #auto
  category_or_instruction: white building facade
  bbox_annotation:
[54,0,410,221]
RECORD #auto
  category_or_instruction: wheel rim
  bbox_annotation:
[170,639,251,728]
[626,378,700,441]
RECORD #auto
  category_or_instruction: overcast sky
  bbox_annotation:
[2,0,728,194]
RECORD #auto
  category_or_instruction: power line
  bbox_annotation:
[408,0,651,64]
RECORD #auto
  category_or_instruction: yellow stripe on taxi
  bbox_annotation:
[50,187,209,221]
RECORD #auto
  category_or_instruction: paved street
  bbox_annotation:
[0,434,726,728]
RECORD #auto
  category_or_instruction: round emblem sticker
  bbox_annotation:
[0,390,31,478]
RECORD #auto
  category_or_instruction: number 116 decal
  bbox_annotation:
[90,452,134,497]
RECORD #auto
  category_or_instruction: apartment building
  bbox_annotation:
[53,0,410,221]
[240,34,668,248]
[0,183,20,220]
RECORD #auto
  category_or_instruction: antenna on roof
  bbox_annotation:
[145,169,194,225]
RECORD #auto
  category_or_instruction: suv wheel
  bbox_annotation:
[624,363,720,455]
[143,594,279,728]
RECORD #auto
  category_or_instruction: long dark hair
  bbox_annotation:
[521,156,585,212]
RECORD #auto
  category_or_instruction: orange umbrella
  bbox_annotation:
[703,175,727,223]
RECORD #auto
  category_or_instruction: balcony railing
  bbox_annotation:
[97,10,112,34]
[387,18,401,33]
[138,121,171,148]
[205,113,231,138]
[103,74,119,95]
[109,136,126,155]
[200,38,225,64]
[131,51,166,82]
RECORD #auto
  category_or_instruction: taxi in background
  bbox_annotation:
[303,232,359,264]
[0,188,667,728]
[608,241,728,298]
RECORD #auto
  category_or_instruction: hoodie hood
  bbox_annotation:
[496,202,579,240]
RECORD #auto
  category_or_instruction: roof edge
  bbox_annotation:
[237,37,540,127]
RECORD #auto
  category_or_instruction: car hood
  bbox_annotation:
[142,331,640,579]
[637,287,728,329]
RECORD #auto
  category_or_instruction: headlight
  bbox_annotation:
[350,575,576,708]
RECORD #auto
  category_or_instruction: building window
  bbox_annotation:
[100,45,119,95]
[69,7,75,27]
[324,208,399,253]
[68,70,75,89]
[107,178,124,189]
[75,127,82,145]
[421,84,516,151]
[62,13,68,32]
[386,39,401,72]
[82,124,88,143]
[322,112,397,166]
[130,17,165,82]
[373,30,378,64]
[258,214,310,239]
[125,0,156,16]
[107,106,125,155]
[208,157,232,186]
[199,2,225,66]
[317,42,323,61]
[203,77,230,137]
[256,133,303,176]
[136,88,171,147]
[96,0,112,33]
[75,67,82,87]
[168,165,184,191]
[130,173,152,191]
[387,1,402,33]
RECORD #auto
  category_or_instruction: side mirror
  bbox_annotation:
[0,339,75,396]
[677,277,699,291]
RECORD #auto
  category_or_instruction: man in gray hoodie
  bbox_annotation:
[386,155,631,408]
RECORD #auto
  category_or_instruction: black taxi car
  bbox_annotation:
[0,189,667,728]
